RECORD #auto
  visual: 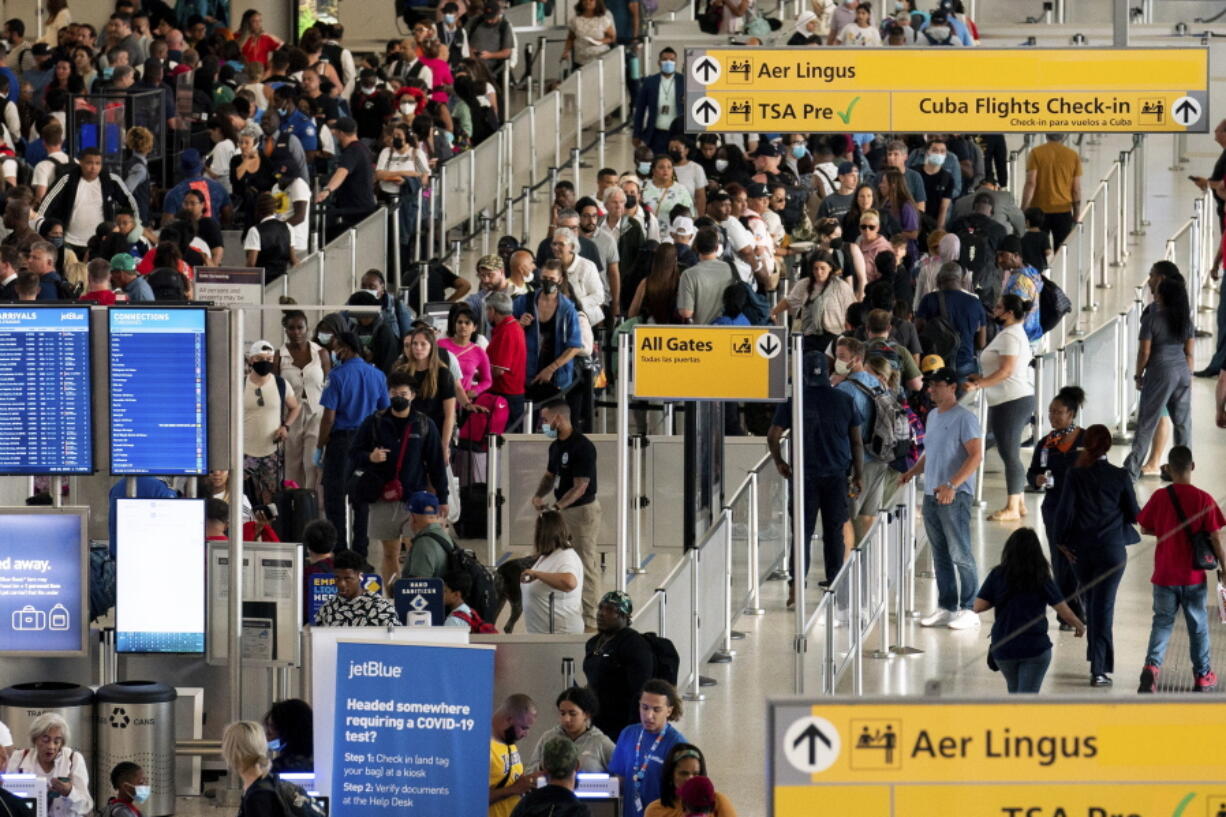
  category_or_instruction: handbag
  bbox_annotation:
[1166,485,1219,571]
[380,416,418,503]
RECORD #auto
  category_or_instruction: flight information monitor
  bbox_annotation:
[115,498,205,653]
[0,307,93,475]
[109,308,208,475]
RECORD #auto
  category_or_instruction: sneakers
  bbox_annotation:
[1091,674,1113,687]
[1195,671,1218,692]
[1138,665,1159,693]
[947,610,981,630]
[919,609,953,627]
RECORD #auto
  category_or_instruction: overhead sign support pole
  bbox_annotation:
[1113,0,1129,46]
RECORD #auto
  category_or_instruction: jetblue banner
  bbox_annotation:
[332,640,493,816]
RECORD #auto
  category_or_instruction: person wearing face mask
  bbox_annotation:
[101,762,148,817]
[915,136,955,227]
[348,68,393,141]
[263,699,313,774]
[642,155,693,237]
[466,0,514,80]
[435,3,469,71]
[531,399,601,629]
[272,85,320,162]
[344,290,402,373]
[620,177,661,243]
[515,259,587,397]
[664,136,707,215]
[275,308,331,492]
[243,339,302,506]
[632,48,683,157]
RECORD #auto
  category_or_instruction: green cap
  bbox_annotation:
[109,253,137,272]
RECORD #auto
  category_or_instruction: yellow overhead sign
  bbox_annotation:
[685,48,1209,133]
[770,698,1226,816]
[631,325,787,401]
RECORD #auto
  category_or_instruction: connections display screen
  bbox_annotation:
[108,308,208,475]
[0,307,93,475]
[0,511,87,655]
[115,498,205,653]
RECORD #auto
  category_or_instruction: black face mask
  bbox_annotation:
[540,279,559,295]
[389,395,410,412]
[392,137,404,149]
[994,315,1008,326]
[668,149,683,164]
[625,195,638,210]
[828,237,844,250]
[251,360,274,376]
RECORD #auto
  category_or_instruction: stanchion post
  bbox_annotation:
[790,334,807,694]
[521,186,531,244]
[746,471,765,615]
[467,149,477,242]
[973,389,987,507]
[1132,134,1148,235]
[597,61,606,171]
[616,333,630,592]
[554,93,562,168]
[227,310,245,767]
[629,435,647,574]
[529,106,539,190]
[871,518,890,660]
[721,509,736,659]
[684,549,705,702]
[435,167,446,257]
[487,435,499,567]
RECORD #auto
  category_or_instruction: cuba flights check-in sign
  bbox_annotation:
[769,698,1226,817]
[631,325,788,401]
[685,48,1209,133]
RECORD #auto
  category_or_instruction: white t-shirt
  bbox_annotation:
[209,139,237,193]
[979,322,1034,406]
[32,150,69,192]
[522,548,584,634]
[839,22,882,45]
[280,177,311,251]
[65,177,104,246]
[721,215,755,282]
[376,146,420,195]
[672,161,708,202]
[0,720,11,747]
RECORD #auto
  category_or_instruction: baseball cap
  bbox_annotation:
[747,182,769,199]
[247,340,275,358]
[708,189,731,203]
[751,142,779,158]
[920,354,946,373]
[484,0,501,15]
[837,161,858,176]
[109,253,137,272]
[333,116,358,135]
[925,366,958,385]
[477,253,503,271]
[671,216,697,237]
[179,148,203,175]
[408,491,440,515]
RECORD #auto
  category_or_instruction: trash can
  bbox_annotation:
[0,682,95,764]
[94,682,176,817]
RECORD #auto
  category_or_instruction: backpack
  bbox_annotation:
[727,260,771,326]
[896,402,925,472]
[459,392,510,449]
[849,378,914,465]
[272,778,327,817]
[955,225,993,279]
[641,631,679,685]
[451,607,499,634]
[1038,274,1071,333]
[920,291,962,362]
[423,529,503,622]
[864,338,902,373]
[923,26,956,45]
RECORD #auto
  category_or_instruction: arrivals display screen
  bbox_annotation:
[0,307,93,475]
[115,498,205,653]
[109,308,208,475]
[0,509,89,655]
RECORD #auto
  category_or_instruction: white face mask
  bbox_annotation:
[834,359,852,376]
[400,101,416,116]
[715,158,729,172]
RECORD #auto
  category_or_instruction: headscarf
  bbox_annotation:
[600,590,633,620]
[793,10,819,36]
[937,232,960,264]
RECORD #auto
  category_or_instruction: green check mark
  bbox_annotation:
[837,96,862,125]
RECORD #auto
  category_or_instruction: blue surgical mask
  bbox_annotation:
[637,161,651,176]
[925,152,944,167]
[132,786,151,805]
[267,738,284,753]
[791,144,806,159]
[331,352,342,366]
[48,236,64,248]
[317,331,333,346]
[660,59,676,74]
[541,422,558,439]
[444,13,456,23]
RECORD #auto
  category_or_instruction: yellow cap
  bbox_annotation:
[920,354,946,373]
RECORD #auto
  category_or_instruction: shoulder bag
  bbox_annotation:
[1166,485,1219,571]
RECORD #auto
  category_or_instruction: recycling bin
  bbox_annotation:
[94,681,176,817]
[0,682,95,765]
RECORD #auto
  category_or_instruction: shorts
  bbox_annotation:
[854,458,896,518]
[368,499,412,540]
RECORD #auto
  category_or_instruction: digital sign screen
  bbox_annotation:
[115,498,205,653]
[0,510,88,655]
[0,307,93,475]
[109,308,207,475]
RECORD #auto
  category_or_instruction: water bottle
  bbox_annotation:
[1044,469,1054,490]
[628,43,641,81]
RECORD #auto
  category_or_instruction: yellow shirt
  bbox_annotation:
[489,738,524,817]
[1026,141,1082,214]
[644,791,738,817]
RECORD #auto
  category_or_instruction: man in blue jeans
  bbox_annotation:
[767,351,864,606]
[901,367,983,630]
[1137,446,1226,693]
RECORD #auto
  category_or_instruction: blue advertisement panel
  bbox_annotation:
[0,307,93,475]
[0,512,85,654]
[108,308,208,475]
[332,641,493,817]
[393,579,445,626]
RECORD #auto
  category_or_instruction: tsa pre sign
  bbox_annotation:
[769,698,1226,817]
[631,325,787,401]
[333,640,493,817]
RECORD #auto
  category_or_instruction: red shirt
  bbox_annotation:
[1137,483,1226,586]
[487,314,526,395]
[240,33,281,66]
[80,290,117,305]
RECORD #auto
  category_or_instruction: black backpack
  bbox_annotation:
[272,778,327,817]
[727,260,771,325]
[641,631,679,685]
[920,291,962,362]
[1038,274,1071,333]
[955,225,993,279]
[423,530,503,623]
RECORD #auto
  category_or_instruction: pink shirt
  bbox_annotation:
[421,57,453,104]
[438,338,492,396]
